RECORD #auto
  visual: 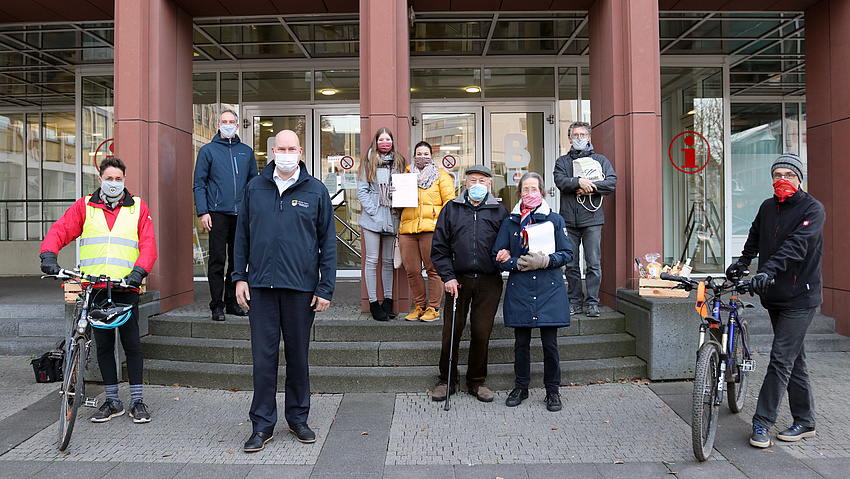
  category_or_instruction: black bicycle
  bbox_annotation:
[660,272,756,461]
[41,268,133,451]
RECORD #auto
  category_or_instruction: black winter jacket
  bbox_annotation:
[739,189,824,310]
[430,192,509,282]
[553,147,617,227]
[193,133,258,216]
[232,162,336,301]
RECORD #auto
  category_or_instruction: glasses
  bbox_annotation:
[772,172,799,180]
[571,133,589,139]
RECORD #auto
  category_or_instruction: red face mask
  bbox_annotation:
[773,178,797,202]
[377,140,392,154]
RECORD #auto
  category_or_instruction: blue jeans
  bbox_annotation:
[565,225,603,307]
[752,307,816,429]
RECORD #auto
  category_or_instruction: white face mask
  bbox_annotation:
[572,137,589,151]
[275,153,299,172]
[219,124,238,138]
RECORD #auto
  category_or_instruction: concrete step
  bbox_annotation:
[147,313,627,342]
[744,312,836,335]
[0,303,65,320]
[0,337,66,356]
[750,333,850,354]
[141,332,637,368]
[0,317,66,338]
[141,356,647,393]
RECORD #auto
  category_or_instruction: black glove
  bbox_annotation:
[40,252,60,275]
[725,260,749,281]
[751,272,773,296]
[124,266,147,288]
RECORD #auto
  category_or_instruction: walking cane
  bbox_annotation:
[444,293,457,411]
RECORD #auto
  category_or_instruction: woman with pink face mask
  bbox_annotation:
[357,128,407,321]
[492,172,573,412]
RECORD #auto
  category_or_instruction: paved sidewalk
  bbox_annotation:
[1,351,849,477]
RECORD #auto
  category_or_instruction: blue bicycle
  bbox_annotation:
[661,272,756,461]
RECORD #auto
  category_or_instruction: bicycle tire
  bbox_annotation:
[692,341,721,462]
[58,337,85,451]
[727,319,751,413]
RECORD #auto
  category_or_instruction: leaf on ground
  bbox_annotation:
[361,431,368,435]
[613,461,625,464]
[229,388,240,392]
[604,420,609,423]
[172,383,180,386]
[163,454,172,457]
[173,397,179,401]
[552,427,558,430]
[227,450,234,454]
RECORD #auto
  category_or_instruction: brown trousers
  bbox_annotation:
[399,232,443,309]
[439,273,503,389]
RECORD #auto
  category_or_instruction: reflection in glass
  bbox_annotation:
[489,112,545,208]
[82,76,114,199]
[422,114,476,197]
[319,115,361,269]
[243,72,311,102]
[42,112,77,236]
[558,67,579,156]
[0,114,25,240]
[411,69,480,100]
[485,68,554,98]
[252,116,306,171]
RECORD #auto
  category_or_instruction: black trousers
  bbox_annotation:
[207,212,238,311]
[248,288,315,433]
[92,290,143,385]
[438,274,502,389]
[513,326,561,393]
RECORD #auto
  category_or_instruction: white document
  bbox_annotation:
[525,221,556,255]
[391,173,418,208]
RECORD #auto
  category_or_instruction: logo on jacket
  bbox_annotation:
[803,220,809,226]
[291,199,310,208]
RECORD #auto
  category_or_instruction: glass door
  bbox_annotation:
[242,107,311,174]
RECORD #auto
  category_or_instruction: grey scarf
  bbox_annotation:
[411,161,440,189]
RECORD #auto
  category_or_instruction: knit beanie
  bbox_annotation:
[771,152,803,180]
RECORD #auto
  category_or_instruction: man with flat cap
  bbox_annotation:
[430,165,509,402]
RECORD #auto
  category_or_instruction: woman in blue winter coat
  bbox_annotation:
[492,172,573,412]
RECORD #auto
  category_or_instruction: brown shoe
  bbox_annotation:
[405,305,425,321]
[431,383,454,402]
[420,307,440,322]
[469,385,494,402]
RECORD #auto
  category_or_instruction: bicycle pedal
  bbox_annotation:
[84,398,99,408]
[741,360,756,372]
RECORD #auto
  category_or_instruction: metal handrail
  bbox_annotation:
[1,199,75,241]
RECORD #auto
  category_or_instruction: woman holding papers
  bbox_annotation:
[398,141,456,322]
[492,172,573,412]
[357,128,407,321]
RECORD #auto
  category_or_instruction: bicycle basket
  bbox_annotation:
[89,302,134,329]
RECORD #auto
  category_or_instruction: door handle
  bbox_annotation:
[548,187,556,197]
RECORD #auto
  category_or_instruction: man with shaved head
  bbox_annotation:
[234,130,336,452]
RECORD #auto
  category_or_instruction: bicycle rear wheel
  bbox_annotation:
[58,337,85,451]
[727,319,751,413]
[692,342,720,461]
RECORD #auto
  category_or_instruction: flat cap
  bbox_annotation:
[465,165,492,178]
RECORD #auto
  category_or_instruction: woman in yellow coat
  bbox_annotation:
[399,141,456,321]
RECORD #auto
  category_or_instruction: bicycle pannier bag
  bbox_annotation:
[31,340,65,383]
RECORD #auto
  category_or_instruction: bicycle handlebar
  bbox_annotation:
[41,268,129,288]
[658,272,752,296]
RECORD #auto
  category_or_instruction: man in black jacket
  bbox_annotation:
[553,122,617,318]
[430,165,509,403]
[726,152,824,449]
[234,130,336,452]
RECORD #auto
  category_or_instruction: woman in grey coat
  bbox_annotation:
[357,128,407,321]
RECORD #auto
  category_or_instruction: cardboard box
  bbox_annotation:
[638,278,690,298]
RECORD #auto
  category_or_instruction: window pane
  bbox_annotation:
[558,67,579,156]
[411,69,480,100]
[316,70,359,101]
[485,67,554,98]
[82,76,114,196]
[0,114,25,240]
[242,71,310,102]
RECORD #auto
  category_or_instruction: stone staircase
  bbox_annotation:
[746,304,850,354]
[0,303,66,356]
[140,308,647,393]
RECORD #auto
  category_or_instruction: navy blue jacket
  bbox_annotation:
[553,147,617,228]
[233,162,336,301]
[739,189,824,310]
[491,202,573,328]
[193,133,258,216]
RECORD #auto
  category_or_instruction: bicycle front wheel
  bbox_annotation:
[692,341,721,462]
[727,319,751,413]
[58,337,85,451]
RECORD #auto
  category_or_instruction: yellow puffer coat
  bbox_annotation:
[399,167,456,234]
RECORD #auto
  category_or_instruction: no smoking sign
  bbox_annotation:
[442,155,456,169]
[339,156,354,170]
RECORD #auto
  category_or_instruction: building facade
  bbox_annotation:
[1,0,847,334]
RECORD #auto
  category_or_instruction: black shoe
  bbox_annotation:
[505,388,528,407]
[750,424,771,448]
[586,304,600,317]
[226,304,249,316]
[381,299,396,319]
[289,423,316,443]
[244,431,274,452]
[777,424,816,442]
[545,391,562,412]
[129,400,151,423]
[370,301,389,321]
[212,307,225,321]
[90,398,124,423]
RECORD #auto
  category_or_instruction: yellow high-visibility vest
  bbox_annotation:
[79,195,140,279]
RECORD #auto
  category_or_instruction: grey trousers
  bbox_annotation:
[362,229,395,302]
[565,225,603,307]
[752,306,817,429]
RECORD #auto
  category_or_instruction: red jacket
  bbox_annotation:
[41,189,158,276]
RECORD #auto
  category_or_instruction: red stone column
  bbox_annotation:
[358,0,413,315]
[589,0,663,306]
[805,0,850,336]
[114,0,194,311]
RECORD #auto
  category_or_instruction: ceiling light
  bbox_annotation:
[687,110,695,115]
[261,122,272,127]
[465,86,481,93]
[321,89,337,96]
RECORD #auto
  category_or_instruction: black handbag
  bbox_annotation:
[31,339,65,383]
